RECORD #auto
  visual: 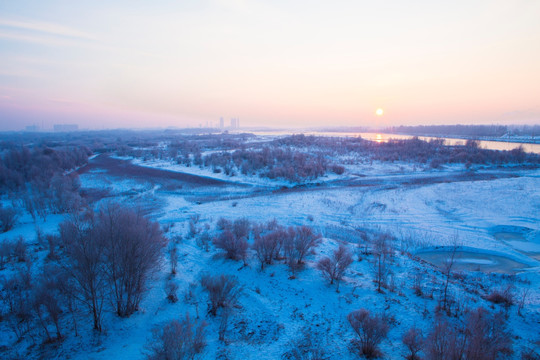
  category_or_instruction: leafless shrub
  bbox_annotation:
[253,230,282,270]
[412,269,423,297]
[33,265,66,342]
[425,317,462,360]
[517,287,530,316]
[1,269,34,341]
[0,240,11,267]
[13,236,28,262]
[283,226,321,277]
[45,234,59,261]
[213,230,248,262]
[147,314,207,360]
[184,282,202,319]
[402,326,424,360]
[347,309,390,359]
[188,215,200,238]
[316,243,353,292]
[165,281,179,303]
[425,307,512,360]
[232,218,251,239]
[200,274,242,317]
[169,245,179,275]
[521,347,540,360]
[0,205,18,232]
[486,284,514,311]
[356,229,371,257]
[196,231,211,252]
[216,217,231,231]
[464,307,513,360]
[283,326,328,360]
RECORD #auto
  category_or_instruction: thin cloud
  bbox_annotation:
[0,30,85,47]
[0,18,96,41]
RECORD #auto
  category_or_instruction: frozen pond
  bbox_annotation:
[493,230,540,254]
[416,248,530,274]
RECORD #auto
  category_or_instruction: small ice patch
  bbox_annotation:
[455,258,495,265]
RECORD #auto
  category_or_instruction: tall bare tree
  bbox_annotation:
[59,211,106,331]
[96,202,165,317]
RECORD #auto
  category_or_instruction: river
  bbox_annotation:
[245,130,540,154]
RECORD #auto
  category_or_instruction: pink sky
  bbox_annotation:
[1,0,539,130]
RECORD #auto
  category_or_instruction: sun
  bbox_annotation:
[376,108,384,116]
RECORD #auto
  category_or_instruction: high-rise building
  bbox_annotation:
[220,117,224,129]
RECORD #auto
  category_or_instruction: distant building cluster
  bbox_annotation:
[54,124,79,132]
[218,117,240,130]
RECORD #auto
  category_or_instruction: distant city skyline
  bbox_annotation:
[1,0,539,131]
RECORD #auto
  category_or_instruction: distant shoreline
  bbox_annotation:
[386,132,540,145]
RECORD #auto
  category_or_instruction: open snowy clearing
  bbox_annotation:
[2,152,539,359]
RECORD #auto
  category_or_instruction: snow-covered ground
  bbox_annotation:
[1,155,539,359]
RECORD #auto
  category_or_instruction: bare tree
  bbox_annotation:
[425,317,457,360]
[402,326,424,360]
[232,218,251,239]
[464,307,513,360]
[1,269,33,341]
[517,287,530,316]
[213,230,248,262]
[441,245,458,313]
[293,226,322,265]
[200,274,243,317]
[201,273,243,342]
[169,245,179,275]
[316,243,353,292]
[184,282,202,319]
[96,202,165,317]
[59,212,106,331]
[252,230,281,270]
[283,226,320,277]
[347,309,390,359]
[371,233,393,293]
[33,265,66,341]
[425,308,512,360]
[147,313,207,360]
[0,204,18,232]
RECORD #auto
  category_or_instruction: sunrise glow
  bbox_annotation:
[0,1,539,130]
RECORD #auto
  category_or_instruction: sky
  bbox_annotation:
[1,0,540,131]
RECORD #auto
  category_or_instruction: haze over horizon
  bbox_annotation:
[1,0,539,131]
